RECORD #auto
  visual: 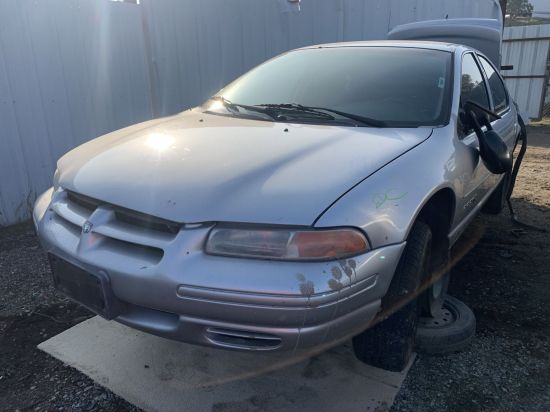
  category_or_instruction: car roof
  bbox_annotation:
[297,40,466,53]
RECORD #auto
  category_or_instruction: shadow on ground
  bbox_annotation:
[394,125,550,411]
[393,201,550,411]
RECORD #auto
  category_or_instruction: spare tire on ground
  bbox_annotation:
[416,295,476,354]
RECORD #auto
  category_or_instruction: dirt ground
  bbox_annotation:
[0,125,549,411]
[394,123,550,411]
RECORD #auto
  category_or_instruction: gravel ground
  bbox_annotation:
[0,224,138,411]
[0,125,549,411]
[393,124,550,411]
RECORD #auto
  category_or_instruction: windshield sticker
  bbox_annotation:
[438,77,445,88]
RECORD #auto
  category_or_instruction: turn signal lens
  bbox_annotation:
[288,230,368,259]
[205,227,369,261]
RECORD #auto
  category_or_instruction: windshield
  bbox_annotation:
[205,46,453,128]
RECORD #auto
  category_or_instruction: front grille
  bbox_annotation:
[100,236,164,264]
[66,190,97,214]
[67,191,181,235]
[51,213,81,238]
[50,190,181,265]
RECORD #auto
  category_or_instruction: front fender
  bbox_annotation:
[314,127,458,248]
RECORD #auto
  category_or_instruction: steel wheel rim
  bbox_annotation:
[419,299,457,328]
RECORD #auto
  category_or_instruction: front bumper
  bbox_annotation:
[34,188,405,352]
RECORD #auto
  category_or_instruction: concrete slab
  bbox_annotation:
[38,316,413,412]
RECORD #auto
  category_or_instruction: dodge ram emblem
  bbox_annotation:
[82,221,93,234]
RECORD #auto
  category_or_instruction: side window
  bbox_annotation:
[478,55,509,113]
[460,53,490,110]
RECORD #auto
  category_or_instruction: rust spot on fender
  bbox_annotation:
[328,278,343,291]
[339,259,357,280]
[300,280,315,296]
[297,273,314,296]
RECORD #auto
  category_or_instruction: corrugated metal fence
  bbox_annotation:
[142,0,503,116]
[0,0,502,226]
[502,24,550,120]
[0,0,151,226]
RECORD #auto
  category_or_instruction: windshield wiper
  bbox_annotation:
[208,96,278,120]
[256,103,335,120]
[257,103,386,127]
[209,99,386,127]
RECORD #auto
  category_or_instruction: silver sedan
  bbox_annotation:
[34,40,519,371]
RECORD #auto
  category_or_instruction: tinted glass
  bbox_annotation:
[461,53,490,109]
[214,47,452,127]
[478,55,508,113]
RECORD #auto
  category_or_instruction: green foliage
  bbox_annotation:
[508,0,534,18]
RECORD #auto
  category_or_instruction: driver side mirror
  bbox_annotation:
[462,101,512,175]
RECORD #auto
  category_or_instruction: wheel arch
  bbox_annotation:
[407,187,456,264]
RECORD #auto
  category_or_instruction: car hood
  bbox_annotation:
[57,110,432,226]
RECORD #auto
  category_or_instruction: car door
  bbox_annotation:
[476,53,518,150]
[454,52,496,223]
[475,52,518,190]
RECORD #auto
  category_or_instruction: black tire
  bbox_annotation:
[482,172,511,215]
[416,295,476,355]
[352,221,431,371]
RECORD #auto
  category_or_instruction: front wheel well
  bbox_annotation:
[415,188,455,268]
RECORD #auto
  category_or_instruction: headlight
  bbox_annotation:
[205,227,370,261]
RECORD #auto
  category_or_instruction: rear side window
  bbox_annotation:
[478,55,509,113]
[460,53,490,110]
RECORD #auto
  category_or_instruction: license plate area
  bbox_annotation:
[48,254,120,319]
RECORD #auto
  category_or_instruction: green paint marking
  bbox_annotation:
[373,189,408,208]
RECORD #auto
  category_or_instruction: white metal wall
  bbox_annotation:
[143,0,503,116]
[0,0,502,226]
[0,0,152,225]
[502,24,550,120]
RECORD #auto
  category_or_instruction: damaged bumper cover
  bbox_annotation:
[34,188,405,352]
